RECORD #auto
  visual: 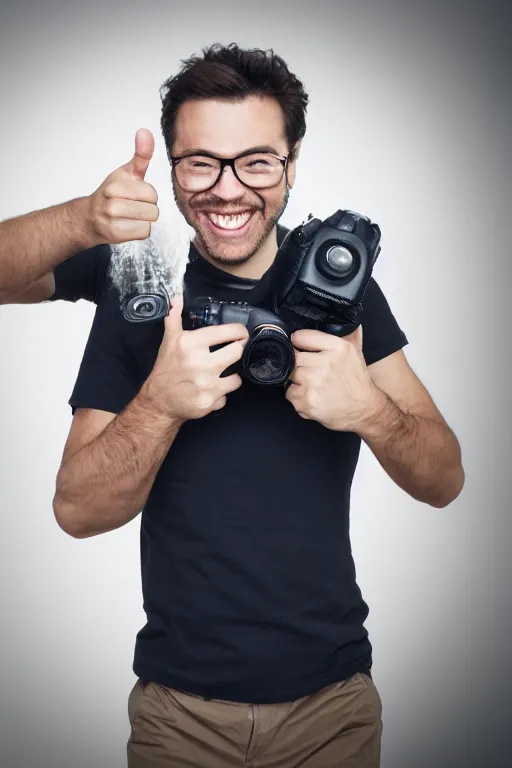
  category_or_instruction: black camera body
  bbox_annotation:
[121,209,381,386]
[273,209,381,337]
[185,298,294,386]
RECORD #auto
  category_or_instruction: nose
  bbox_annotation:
[212,165,246,200]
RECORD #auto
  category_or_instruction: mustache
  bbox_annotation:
[189,194,264,213]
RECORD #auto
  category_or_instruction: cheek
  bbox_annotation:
[172,183,193,218]
[262,185,288,214]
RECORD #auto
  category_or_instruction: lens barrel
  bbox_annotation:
[122,292,170,322]
[242,325,295,385]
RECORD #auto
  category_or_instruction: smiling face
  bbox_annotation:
[170,95,297,273]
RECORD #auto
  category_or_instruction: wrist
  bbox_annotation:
[64,196,101,250]
[137,380,186,430]
[354,385,399,441]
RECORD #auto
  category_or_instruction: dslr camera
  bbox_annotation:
[186,298,294,386]
[121,209,381,386]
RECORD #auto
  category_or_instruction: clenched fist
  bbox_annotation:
[141,296,249,423]
[86,128,159,246]
[286,326,381,433]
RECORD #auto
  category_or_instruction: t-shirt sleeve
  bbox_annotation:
[360,277,408,366]
[68,294,142,415]
[48,244,111,304]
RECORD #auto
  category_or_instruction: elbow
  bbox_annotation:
[428,464,466,508]
[53,493,95,539]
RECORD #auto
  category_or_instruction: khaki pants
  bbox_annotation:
[127,672,382,767]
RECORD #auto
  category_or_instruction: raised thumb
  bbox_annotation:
[164,294,184,336]
[126,128,154,180]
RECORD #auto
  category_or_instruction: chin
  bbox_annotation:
[190,207,282,268]
[203,242,256,266]
[195,224,264,263]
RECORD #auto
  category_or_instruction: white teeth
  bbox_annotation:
[208,212,251,230]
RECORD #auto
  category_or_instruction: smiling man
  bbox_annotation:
[168,94,295,277]
[1,44,463,768]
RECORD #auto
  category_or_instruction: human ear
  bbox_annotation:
[286,140,302,188]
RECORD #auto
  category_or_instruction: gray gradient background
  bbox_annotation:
[0,0,510,766]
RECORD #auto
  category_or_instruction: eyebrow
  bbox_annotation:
[176,145,282,157]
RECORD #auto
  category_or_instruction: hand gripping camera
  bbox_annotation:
[121,209,381,385]
[185,298,295,386]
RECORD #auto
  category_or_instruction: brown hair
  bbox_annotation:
[160,43,309,160]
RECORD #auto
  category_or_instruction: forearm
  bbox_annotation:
[54,390,183,538]
[357,388,464,507]
[0,197,94,299]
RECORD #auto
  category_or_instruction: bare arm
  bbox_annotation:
[359,350,464,507]
[0,199,91,302]
[287,331,464,508]
[54,396,183,538]
[0,128,158,304]
[4,273,55,303]
[54,297,248,539]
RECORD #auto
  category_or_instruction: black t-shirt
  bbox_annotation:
[50,243,112,304]
[52,232,408,704]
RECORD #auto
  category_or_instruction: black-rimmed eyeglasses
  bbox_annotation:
[170,150,290,193]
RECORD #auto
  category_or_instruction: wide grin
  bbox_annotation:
[206,212,252,231]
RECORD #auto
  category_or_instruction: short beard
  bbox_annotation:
[174,182,290,267]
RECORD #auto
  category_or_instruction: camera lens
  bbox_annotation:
[122,292,170,322]
[243,326,294,385]
[247,341,285,382]
[138,301,154,315]
[326,245,354,276]
[314,240,359,283]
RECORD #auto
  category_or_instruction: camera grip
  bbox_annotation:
[323,321,359,337]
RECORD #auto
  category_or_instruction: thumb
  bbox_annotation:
[164,294,184,336]
[126,128,154,180]
[345,323,363,351]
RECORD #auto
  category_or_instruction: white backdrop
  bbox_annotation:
[0,1,510,766]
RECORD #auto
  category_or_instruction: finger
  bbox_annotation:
[287,366,305,386]
[164,294,184,336]
[106,199,159,223]
[285,381,300,401]
[285,385,309,419]
[344,323,363,349]
[291,328,341,352]
[126,128,155,180]
[219,373,243,395]
[193,322,249,347]
[210,339,246,372]
[294,350,325,369]
[211,395,227,412]
[105,179,158,205]
[109,220,151,242]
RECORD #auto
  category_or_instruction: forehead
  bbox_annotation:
[172,95,287,156]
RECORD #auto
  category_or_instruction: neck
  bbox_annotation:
[193,228,278,280]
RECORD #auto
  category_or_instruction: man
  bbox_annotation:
[2,44,464,767]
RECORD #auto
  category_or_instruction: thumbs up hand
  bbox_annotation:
[86,128,159,246]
